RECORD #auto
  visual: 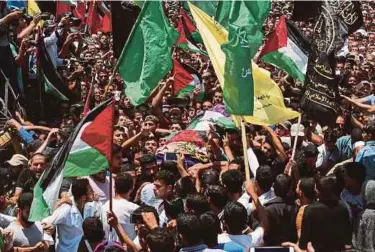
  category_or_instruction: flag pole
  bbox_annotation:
[291,115,301,161]
[240,118,251,182]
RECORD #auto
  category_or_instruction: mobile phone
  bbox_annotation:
[164,153,178,161]
[250,248,294,252]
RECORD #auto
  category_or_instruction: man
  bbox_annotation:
[102,173,139,241]
[42,179,94,251]
[335,127,363,162]
[113,125,126,146]
[177,212,224,252]
[14,153,47,198]
[144,137,158,154]
[212,91,223,105]
[0,154,28,199]
[85,169,114,205]
[218,181,269,249]
[263,174,297,246]
[153,170,176,225]
[355,120,375,180]
[295,178,315,238]
[299,176,352,251]
[205,185,228,218]
[7,192,51,250]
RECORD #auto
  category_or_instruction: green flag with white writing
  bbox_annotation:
[118,1,179,106]
[221,0,270,115]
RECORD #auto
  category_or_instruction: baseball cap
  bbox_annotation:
[290,123,305,137]
[278,121,292,131]
[5,154,28,167]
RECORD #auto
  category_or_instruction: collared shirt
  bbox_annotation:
[43,199,83,252]
[355,145,375,180]
[43,30,64,68]
[218,227,265,249]
[180,244,224,252]
[237,188,276,215]
[335,135,352,162]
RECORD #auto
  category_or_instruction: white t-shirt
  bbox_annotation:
[218,227,264,249]
[86,176,115,205]
[102,198,139,241]
[7,221,53,248]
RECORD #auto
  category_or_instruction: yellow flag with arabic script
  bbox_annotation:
[27,0,41,16]
[189,2,299,125]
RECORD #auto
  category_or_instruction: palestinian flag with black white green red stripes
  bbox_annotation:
[260,16,310,83]
[29,99,115,221]
[177,8,207,55]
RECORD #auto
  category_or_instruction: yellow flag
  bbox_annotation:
[28,0,41,16]
[189,2,299,125]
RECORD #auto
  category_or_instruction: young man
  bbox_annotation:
[86,169,114,205]
[102,173,139,241]
[218,181,269,250]
[42,179,94,251]
[295,178,315,238]
[299,176,352,251]
[7,192,52,250]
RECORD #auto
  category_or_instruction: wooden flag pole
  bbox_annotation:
[240,118,251,182]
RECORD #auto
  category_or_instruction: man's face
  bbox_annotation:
[18,206,33,225]
[142,162,159,177]
[30,156,46,178]
[305,156,317,169]
[124,97,132,109]
[113,129,126,146]
[153,179,171,200]
[92,170,106,183]
[202,101,213,111]
[348,77,357,86]
[143,121,156,133]
[168,109,182,121]
[118,116,127,127]
[94,88,102,101]
[98,72,108,85]
[145,140,158,153]
[213,92,223,105]
[134,152,144,166]
[112,152,122,171]
[170,123,182,133]
[261,143,274,158]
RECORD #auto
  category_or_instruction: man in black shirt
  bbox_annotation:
[299,176,352,252]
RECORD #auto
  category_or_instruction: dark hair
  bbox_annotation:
[113,126,125,133]
[18,192,33,210]
[154,170,175,186]
[82,217,105,243]
[351,128,363,143]
[256,165,274,192]
[199,212,221,247]
[343,162,366,184]
[274,174,291,198]
[160,161,179,179]
[176,213,202,246]
[113,144,122,155]
[185,194,210,216]
[299,177,315,200]
[140,154,157,168]
[71,178,90,202]
[115,173,134,194]
[205,185,228,209]
[30,152,47,162]
[146,227,175,252]
[223,202,247,234]
[324,129,338,143]
[175,177,196,198]
[221,169,244,194]
[303,144,318,157]
[316,176,338,200]
[200,169,220,192]
[131,205,160,225]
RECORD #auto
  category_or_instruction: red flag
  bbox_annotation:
[73,2,86,21]
[172,59,194,95]
[83,84,93,116]
[87,1,101,34]
[56,1,71,17]
[101,12,111,33]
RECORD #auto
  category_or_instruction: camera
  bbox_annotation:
[63,12,82,27]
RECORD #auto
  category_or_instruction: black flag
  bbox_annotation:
[111,1,141,58]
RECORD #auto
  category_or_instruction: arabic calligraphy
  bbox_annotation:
[241,68,251,78]
[330,0,360,25]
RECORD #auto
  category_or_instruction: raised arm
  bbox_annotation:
[263,125,287,162]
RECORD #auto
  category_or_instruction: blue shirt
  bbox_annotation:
[18,127,37,144]
[363,95,375,106]
[355,145,375,181]
[214,242,245,252]
[180,244,223,252]
[336,135,352,161]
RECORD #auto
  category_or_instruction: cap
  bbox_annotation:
[279,121,292,131]
[290,123,305,137]
[5,154,28,167]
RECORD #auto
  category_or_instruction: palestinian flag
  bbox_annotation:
[260,16,310,83]
[188,111,236,131]
[29,99,115,221]
[172,59,204,101]
[176,8,207,55]
[44,74,68,101]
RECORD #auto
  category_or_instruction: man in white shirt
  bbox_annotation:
[7,192,52,250]
[102,173,139,241]
[42,178,94,251]
[43,19,66,68]
[86,170,114,205]
[218,181,269,250]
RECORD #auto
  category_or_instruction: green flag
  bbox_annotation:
[44,74,69,101]
[118,1,179,106]
[221,0,270,115]
[214,1,231,29]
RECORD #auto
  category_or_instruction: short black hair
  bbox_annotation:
[131,205,160,225]
[113,144,122,155]
[175,177,196,198]
[154,170,175,187]
[223,202,247,234]
[113,126,125,133]
[140,154,157,168]
[199,212,221,247]
[351,127,363,143]
[160,160,179,179]
[115,173,134,194]
[185,194,210,216]
[343,162,366,184]
[274,173,291,198]
[146,227,175,252]
[204,185,228,209]
[221,169,244,194]
[256,165,274,192]
[71,178,90,202]
[299,177,315,200]
[200,169,220,191]
[82,217,105,243]
[177,212,202,246]
[316,176,339,200]
[18,192,33,210]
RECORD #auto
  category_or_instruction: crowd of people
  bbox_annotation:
[0,0,375,251]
